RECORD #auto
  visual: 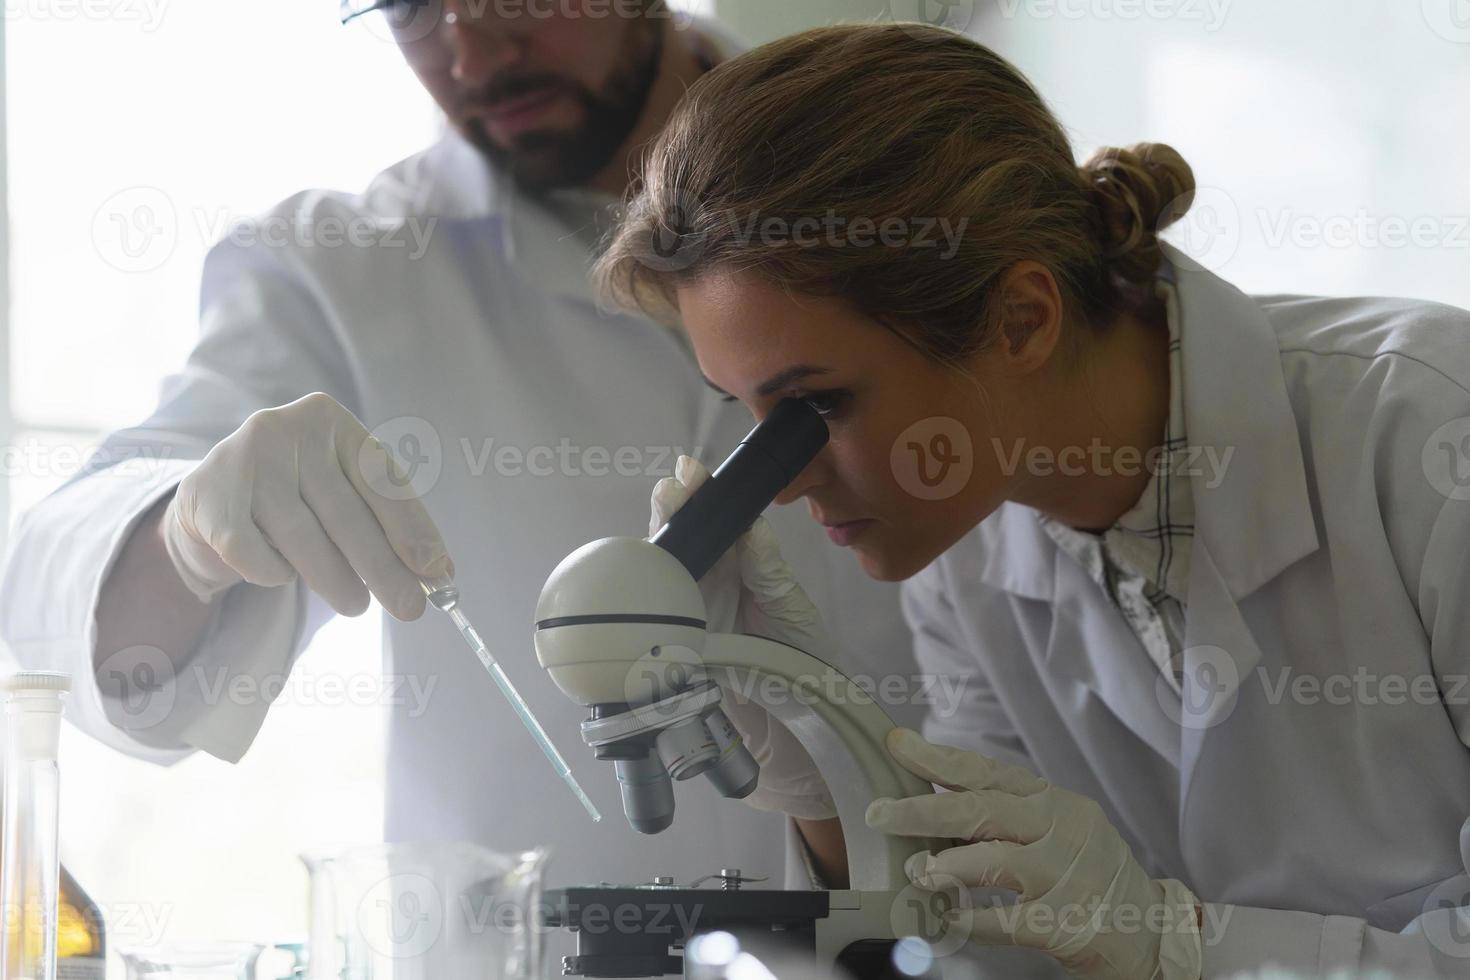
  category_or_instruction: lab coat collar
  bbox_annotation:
[973,245,1319,606]
[1164,241,1319,601]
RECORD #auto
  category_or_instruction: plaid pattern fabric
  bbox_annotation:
[1038,274,1193,693]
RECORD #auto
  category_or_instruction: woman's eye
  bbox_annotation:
[799,390,850,418]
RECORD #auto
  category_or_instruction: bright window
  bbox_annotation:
[2,2,438,970]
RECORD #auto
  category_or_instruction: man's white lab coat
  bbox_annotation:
[0,89,927,894]
[904,244,1470,976]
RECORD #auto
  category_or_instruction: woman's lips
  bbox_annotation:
[825,519,875,547]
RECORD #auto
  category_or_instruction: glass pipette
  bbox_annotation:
[420,575,602,822]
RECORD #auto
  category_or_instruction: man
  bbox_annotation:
[0,0,918,909]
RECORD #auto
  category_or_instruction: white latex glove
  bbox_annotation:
[866,728,1202,980]
[648,454,837,820]
[163,391,452,621]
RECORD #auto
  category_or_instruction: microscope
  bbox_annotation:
[534,400,949,979]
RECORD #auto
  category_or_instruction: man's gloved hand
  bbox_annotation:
[163,391,452,621]
[648,454,837,820]
[866,728,1202,980]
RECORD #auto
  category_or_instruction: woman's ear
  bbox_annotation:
[992,260,1065,375]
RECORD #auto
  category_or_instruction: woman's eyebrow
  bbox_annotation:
[701,365,832,400]
[701,374,733,398]
[755,365,830,398]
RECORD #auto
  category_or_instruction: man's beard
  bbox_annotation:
[463,21,664,195]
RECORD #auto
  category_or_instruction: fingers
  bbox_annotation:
[904,840,1039,896]
[173,476,296,590]
[886,728,1049,796]
[739,515,799,599]
[334,422,452,582]
[199,521,296,590]
[254,496,371,616]
[300,454,429,621]
[649,455,710,533]
[649,476,692,534]
[867,789,1048,845]
[674,454,711,491]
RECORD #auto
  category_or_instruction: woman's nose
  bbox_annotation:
[773,453,827,506]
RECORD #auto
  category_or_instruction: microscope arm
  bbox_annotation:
[697,632,947,894]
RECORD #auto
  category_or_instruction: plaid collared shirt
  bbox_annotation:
[1037,272,1194,693]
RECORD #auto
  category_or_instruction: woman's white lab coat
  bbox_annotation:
[903,242,1470,976]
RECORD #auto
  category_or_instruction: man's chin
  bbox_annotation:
[461,119,609,193]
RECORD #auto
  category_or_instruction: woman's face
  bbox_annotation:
[677,268,1031,581]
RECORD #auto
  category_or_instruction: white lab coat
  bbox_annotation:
[0,18,934,916]
[904,243,1470,977]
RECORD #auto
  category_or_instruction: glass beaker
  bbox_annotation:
[300,842,547,980]
[119,941,263,979]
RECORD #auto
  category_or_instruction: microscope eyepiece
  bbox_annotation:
[649,398,828,582]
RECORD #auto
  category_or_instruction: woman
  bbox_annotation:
[599,23,1470,980]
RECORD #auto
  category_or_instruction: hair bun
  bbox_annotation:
[1082,142,1195,282]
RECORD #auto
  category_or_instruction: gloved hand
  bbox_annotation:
[867,728,1202,980]
[163,391,452,621]
[649,454,837,820]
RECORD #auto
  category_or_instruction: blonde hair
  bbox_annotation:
[593,23,1195,365]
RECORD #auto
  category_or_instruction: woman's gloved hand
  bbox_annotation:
[867,728,1202,980]
[648,454,837,820]
[163,391,452,621]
